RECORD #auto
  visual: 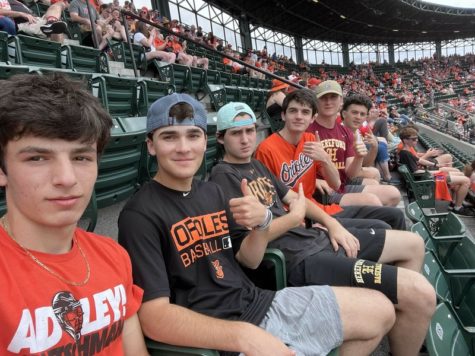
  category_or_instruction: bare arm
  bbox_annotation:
[70,12,91,26]
[139,297,295,356]
[231,181,305,269]
[122,313,149,356]
[0,9,36,23]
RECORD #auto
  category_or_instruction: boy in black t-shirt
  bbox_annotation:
[211,101,436,356]
[119,94,397,356]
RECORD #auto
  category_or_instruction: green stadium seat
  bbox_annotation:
[93,75,139,118]
[137,78,175,116]
[189,66,207,96]
[398,165,435,209]
[62,44,109,73]
[0,63,31,79]
[0,31,9,63]
[153,61,192,93]
[95,117,146,208]
[14,35,62,68]
[224,86,241,103]
[205,69,221,85]
[219,71,232,86]
[206,84,226,111]
[426,302,472,356]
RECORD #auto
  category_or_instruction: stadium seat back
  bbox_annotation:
[15,35,62,68]
[94,75,139,118]
[0,31,8,63]
[95,117,146,208]
[63,44,108,73]
[426,302,472,356]
[137,78,175,116]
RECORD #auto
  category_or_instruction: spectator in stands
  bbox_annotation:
[204,31,218,50]
[166,34,208,69]
[266,79,289,130]
[307,81,401,207]
[97,6,127,42]
[341,94,399,185]
[118,93,398,356]
[307,77,321,92]
[0,0,67,41]
[133,22,176,64]
[463,160,475,206]
[216,38,224,51]
[138,6,150,21]
[259,90,408,230]
[399,127,474,216]
[69,0,109,50]
[0,73,148,355]
[212,101,435,356]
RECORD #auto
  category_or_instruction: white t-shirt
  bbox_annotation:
[133,32,155,51]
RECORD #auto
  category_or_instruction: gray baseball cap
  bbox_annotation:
[146,93,208,134]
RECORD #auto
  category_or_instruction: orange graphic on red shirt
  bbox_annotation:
[212,260,224,279]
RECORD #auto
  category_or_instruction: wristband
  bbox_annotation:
[253,208,273,231]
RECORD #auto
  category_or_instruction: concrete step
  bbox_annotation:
[62,39,81,46]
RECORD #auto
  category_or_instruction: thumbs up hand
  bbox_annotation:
[315,130,321,142]
[229,179,268,229]
[353,131,368,158]
[303,132,330,163]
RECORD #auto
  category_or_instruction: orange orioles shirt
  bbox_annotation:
[255,132,343,215]
[0,228,143,355]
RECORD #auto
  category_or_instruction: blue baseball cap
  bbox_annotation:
[216,102,256,131]
[147,93,208,134]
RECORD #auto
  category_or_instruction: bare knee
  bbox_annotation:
[397,271,436,319]
[335,288,395,340]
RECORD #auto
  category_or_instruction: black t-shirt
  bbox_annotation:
[210,159,331,271]
[398,149,419,173]
[118,179,274,326]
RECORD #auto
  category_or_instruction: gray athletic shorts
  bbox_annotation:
[327,184,365,204]
[258,286,343,355]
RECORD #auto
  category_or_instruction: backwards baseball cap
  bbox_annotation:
[315,80,343,98]
[147,93,207,134]
[217,102,256,131]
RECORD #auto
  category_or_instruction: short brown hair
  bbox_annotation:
[0,73,112,172]
[399,127,418,140]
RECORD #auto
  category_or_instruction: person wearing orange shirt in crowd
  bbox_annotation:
[398,127,473,216]
[166,34,208,69]
[256,89,407,231]
[133,22,176,64]
[0,73,148,355]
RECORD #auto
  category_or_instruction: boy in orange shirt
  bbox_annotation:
[0,74,147,355]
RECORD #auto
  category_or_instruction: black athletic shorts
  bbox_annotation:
[288,228,398,304]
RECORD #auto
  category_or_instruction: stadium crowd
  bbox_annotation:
[2,1,475,355]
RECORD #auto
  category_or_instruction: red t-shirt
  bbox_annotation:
[307,120,355,191]
[255,132,343,215]
[0,228,143,355]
